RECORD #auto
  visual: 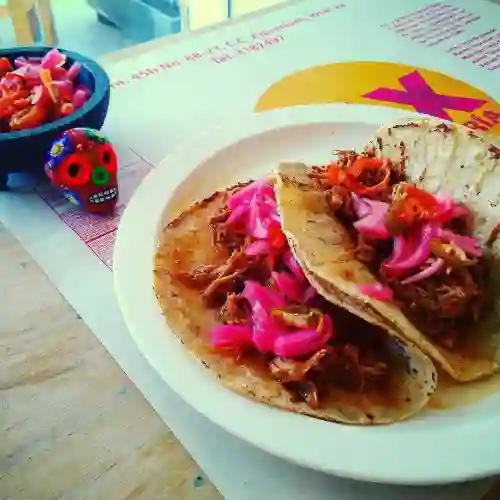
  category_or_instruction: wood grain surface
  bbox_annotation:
[0,223,222,500]
[1,224,500,500]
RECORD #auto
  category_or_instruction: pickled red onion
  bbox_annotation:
[210,324,253,349]
[208,180,333,357]
[228,179,272,209]
[274,327,332,357]
[385,235,406,266]
[352,194,372,219]
[283,249,306,283]
[242,282,288,353]
[438,229,482,258]
[225,179,281,242]
[13,57,29,67]
[41,47,66,69]
[354,214,390,239]
[303,286,318,302]
[272,271,304,303]
[252,307,287,352]
[242,281,286,311]
[353,197,390,239]
[66,62,81,81]
[351,188,484,297]
[225,203,247,226]
[72,88,87,109]
[383,224,435,273]
[244,240,271,257]
[401,258,445,285]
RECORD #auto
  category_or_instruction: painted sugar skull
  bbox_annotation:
[45,127,118,213]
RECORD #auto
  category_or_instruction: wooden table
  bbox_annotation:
[0,222,221,499]
[2,219,500,500]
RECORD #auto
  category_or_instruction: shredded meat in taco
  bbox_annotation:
[155,175,438,423]
[309,149,489,350]
[175,183,396,410]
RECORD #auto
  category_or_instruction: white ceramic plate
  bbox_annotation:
[114,104,500,485]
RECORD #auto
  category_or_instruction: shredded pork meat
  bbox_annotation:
[171,192,392,409]
[174,250,271,307]
[219,293,251,324]
[386,264,486,348]
[269,341,388,408]
[314,153,488,350]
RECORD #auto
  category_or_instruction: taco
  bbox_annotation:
[154,179,437,425]
[275,119,500,382]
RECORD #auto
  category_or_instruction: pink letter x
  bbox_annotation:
[363,71,487,121]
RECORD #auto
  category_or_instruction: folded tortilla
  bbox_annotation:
[370,118,500,380]
[276,120,500,382]
[154,183,437,425]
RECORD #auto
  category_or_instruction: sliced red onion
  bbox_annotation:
[14,57,29,67]
[435,195,472,223]
[273,330,327,357]
[353,197,390,239]
[438,229,482,257]
[41,48,66,69]
[273,315,333,357]
[210,324,253,349]
[385,235,407,267]
[66,62,81,81]
[271,271,304,303]
[354,214,390,239]
[12,66,41,84]
[76,84,91,97]
[401,259,445,284]
[51,68,68,81]
[384,224,435,272]
[243,280,287,311]
[252,318,285,353]
[283,249,306,282]
[352,194,372,219]
[228,179,265,209]
[303,286,317,303]
[244,240,271,257]
[225,203,248,226]
[71,88,87,109]
[248,201,275,239]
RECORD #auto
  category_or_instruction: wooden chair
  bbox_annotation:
[0,0,57,45]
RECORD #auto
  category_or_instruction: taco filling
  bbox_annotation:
[173,179,400,409]
[310,149,489,350]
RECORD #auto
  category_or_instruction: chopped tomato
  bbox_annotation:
[327,164,346,185]
[0,57,13,78]
[390,184,442,226]
[326,156,391,197]
[10,105,46,131]
[268,223,287,250]
[264,223,287,269]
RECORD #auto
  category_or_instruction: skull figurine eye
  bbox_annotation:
[57,154,92,187]
[97,144,117,174]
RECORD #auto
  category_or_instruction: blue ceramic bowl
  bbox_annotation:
[0,46,111,188]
